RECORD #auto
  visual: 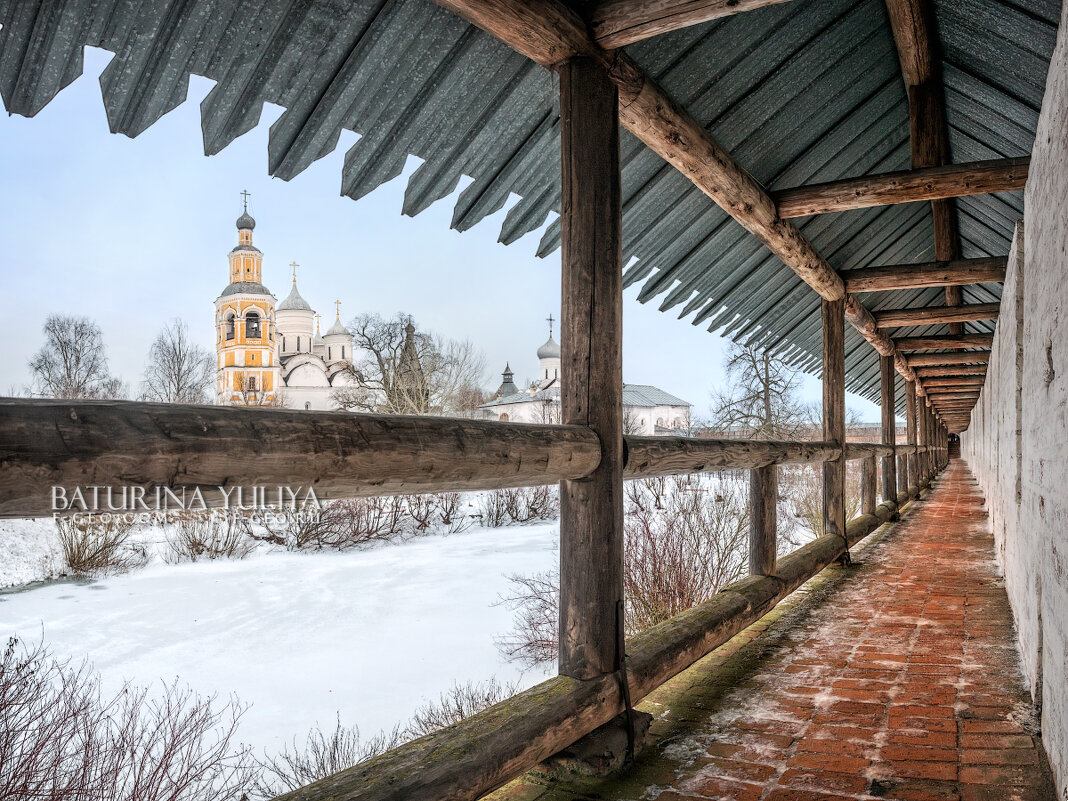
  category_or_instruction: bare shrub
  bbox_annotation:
[404,678,518,738]
[265,498,409,550]
[253,717,403,799]
[436,492,472,534]
[498,475,749,668]
[479,486,559,528]
[781,462,862,543]
[56,514,146,575]
[165,512,255,563]
[0,635,254,801]
[405,494,437,531]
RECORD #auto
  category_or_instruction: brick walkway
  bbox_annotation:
[653,460,1055,801]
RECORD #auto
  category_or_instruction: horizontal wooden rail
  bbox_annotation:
[275,475,935,801]
[625,437,839,475]
[773,157,1028,218]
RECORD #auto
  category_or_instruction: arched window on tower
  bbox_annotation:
[297,336,301,352]
[225,314,235,340]
[282,336,286,351]
[342,345,346,360]
[246,312,261,339]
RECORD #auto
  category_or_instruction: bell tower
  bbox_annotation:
[214,192,281,406]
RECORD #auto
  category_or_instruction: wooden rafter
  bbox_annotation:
[844,256,1006,293]
[773,157,1028,218]
[921,375,986,387]
[907,351,991,367]
[894,334,994,351]
[873,302,999,327]
[884,0,967,333]
[914,364,987,377]
[587,0,795,48]
[430,0,932,395]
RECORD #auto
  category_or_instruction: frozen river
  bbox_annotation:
[0,522,558,751]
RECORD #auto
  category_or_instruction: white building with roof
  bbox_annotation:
[479,322,691,435]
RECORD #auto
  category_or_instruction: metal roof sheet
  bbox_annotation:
[1,0,1057,409]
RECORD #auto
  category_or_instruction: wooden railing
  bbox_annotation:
[0,398,946,801]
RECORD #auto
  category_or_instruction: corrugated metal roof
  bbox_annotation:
[1,0,1057,408]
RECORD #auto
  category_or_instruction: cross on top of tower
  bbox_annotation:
[546,313,555,339]
[290,261,299,284]
[335,300,342,319]
[315,313,321,332]
[240,189,251,211]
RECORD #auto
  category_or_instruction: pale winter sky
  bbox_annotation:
[0,47,883,422]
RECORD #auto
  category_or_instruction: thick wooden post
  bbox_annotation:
[861,456,877,516]
[880,355,898,510]
[906,381,918,497]
[822,298,847,549]
[749,465,777,577]
[919,402,931,483]
[558,56,623,681]
[897,452,908,500]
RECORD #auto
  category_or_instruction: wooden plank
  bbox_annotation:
[0,400,602,519]
[873,302,1000,327]
[861,456,877,516]
[885,0,934,85]
[773,158,1028,218]
[906,381,918,497]
[558,56,624,681]
[921,375,986,387]
[914,364,988,377]
[908,351,991,367]
[880,355,898,507]
[894,333,994,350]
[429,0,927,391]
[822,298,847,543]
[844,257,1006,292]
[588,0,796,48]
[624,438,840,475]
[749,465,777,577]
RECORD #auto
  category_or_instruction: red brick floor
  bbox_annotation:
[658,461,1055,801]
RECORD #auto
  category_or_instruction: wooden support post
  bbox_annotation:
[906,381,919,498]
[880,355,898,512]
[749,465,778,577]
[822,298,847,555]
[898,452,908,499]
[558,56,623,681]
[861,456,877,517]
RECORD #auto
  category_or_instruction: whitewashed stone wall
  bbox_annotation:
[961,9,1068,792]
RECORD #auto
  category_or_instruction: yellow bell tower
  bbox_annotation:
[215,192,281,406]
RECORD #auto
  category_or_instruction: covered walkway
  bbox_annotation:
[502,461,1056,801]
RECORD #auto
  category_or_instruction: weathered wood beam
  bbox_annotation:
[0,400,602,519]
[430,0,923,390]
[914,364,988,377]
[773,158,1028,218]
[861,456,877,515]
[844,257,1006,293]
[880,355,898,508]
[873,302,1000,327]
[625,438,840,475]
[908,351,991,367]
[906,381,918,496]
[587,0,795,49]
[823,298,847,547]
[921,375,986,387]
[894,333,994,351]
[558,56,624,680]
[749,465,777,577]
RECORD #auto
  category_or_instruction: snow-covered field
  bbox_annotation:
[0,522,558,751]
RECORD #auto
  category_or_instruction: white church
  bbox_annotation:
[479,320,692,436]
[214,200,356,410]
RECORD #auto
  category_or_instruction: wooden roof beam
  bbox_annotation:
[844,256,1006,293]
[895,334,993,351]
[873,302,999,327]
[913,364,988,377]
[587,0,796,48]
[773,157,1028,218]
[431,0,935,396]
[921,375,986,387]
[885,0,966,332]
[908,351,990,367]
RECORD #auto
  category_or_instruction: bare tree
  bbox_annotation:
[28,314,127,399]
[710,343,806,439]
[140,318,215,404]
[235,376,288,408]
[332,314,485,415]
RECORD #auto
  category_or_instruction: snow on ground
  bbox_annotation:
[0,522,558,752]
[0,518,64,587]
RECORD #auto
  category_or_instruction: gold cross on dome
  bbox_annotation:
[289,261,299,284]
[546,313,554,338]
[335,300,342,319]
[240,189,251,211]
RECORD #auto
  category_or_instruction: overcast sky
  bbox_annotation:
[0,47,883,421]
